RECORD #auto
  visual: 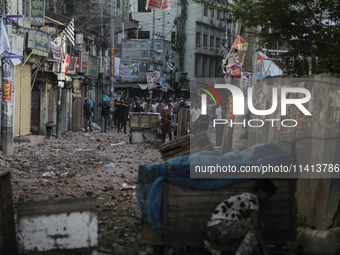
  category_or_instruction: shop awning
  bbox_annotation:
[114,83,140,89]
[137,84,148,90]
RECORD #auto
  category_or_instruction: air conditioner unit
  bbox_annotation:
[98,57,104,73]
[76,34,83,44]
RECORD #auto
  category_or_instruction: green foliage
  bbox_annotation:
[192,0,340,75]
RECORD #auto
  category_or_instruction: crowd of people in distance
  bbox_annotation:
[84,96,228,144]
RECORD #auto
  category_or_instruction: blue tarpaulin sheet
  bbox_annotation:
[136,143,296,233]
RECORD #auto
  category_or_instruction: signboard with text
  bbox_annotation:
[86,56,98,77]
[80,52,89,73]
[31,0,45,26]
[27,31,50,53]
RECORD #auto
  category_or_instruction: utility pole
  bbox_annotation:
[150,10,155,65]
[2,0,13,155]
[110,0,115,88]
[161,11,165,76]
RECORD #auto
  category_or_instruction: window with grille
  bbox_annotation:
[196,32,201,45]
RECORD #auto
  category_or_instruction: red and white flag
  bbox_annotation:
[232,35,244,51]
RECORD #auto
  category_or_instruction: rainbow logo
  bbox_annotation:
[196,82,223,106]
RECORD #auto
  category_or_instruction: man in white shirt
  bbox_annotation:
[190,103,201,134]
[205,179,276,255]
[215,103,223,146]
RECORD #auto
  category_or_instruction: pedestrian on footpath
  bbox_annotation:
[83,99,93,132]
[118,99,129,134]
[98,99,112,133]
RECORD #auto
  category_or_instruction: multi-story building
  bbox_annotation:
[131,0,233,79]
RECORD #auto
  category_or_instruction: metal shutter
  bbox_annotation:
[61,89,67,134]
[14,64,32,136]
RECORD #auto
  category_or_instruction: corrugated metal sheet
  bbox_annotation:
[14,66,21,137]
[14,65,32,136]
[20,65,31,135]
[53,89,57,124]
[31,89,40,135]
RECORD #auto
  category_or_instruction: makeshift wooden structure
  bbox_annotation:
[129,113,161,146]
[142,179,297,248]
[16,196,97,255]
[0,168,18,255]
[160,131,213,161]
[176,108,189,138]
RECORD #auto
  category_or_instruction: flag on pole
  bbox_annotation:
[63,19,75,46]
[220,43,228,59]
[0,19,10,55]
[232,35,244,51]
[167,55,173,70]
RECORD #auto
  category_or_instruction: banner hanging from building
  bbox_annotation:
[110,47,115,79]
[86,56,98,77]
[73,79,81,98]
[146,72,158,89]
[145,0,171,11]
[80,52,89,73]
[119,62,139,77]
[67,55,79,75]
[47,37,65,63]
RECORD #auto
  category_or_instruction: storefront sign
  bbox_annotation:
[31,0,44,25]
[67,55,79,75]
[80,52,89,73]
[86,56,98,77]
[27,30,50,53]
[47,37,65,63]
[12,35,24,56]
[2,79,12,102]
[141,40,161,51]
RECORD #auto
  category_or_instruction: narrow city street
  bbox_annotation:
[6,125,164,253]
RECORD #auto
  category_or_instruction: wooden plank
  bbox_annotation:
[221,125,233,154]
[129,113,159,129]
[141,221,162,245]
[177,108,189,138]
[16,197,97,217]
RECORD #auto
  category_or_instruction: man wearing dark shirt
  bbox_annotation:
[118,99,128,134]
[98,100,112,133]
[133,101,144,112]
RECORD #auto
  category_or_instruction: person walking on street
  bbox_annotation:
[98,100,112,133]
[162,108,173,143]
[83,99,93,132]
[118,99,129,134]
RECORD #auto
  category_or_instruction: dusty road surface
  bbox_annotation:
[7,126,169,254]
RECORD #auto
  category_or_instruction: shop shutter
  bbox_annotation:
[48,87,54,124]
[61,89,67,134]
[53,89,57,124]
[14,66,21,136]
[20,65,31,135]
[13,65,31,136]
[31,89,40,135]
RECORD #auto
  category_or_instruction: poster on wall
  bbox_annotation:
[80,52,89,73]
[146,72,158,89]
[146,0,171,11]
[119,63,139,77]
[73,79,81,98]
[67,55,79,75]
[47,37,65,63]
